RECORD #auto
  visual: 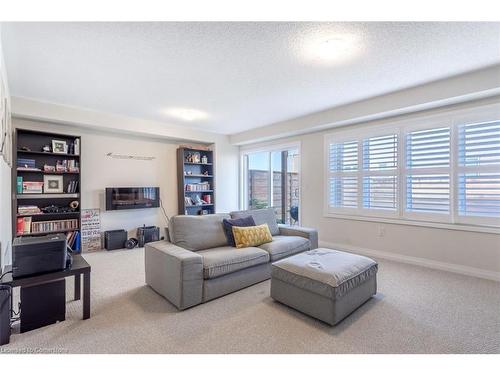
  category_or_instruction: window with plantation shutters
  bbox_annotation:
[457,120,500,222]
[405,127,451,216]
[362,134,398,211]
[325,104,499,230]
[328,141,359,209]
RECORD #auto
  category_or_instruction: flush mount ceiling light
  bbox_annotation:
[163,107,209,122]
[303,34,358,63]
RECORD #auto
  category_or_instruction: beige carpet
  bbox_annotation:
[2,248,499,354]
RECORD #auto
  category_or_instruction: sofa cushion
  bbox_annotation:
[169,214,230,251]
[259,235,310,261]
[222,216,256,247]
[230,208,279,236]
[198,246,270,279]
[233,224,273,249]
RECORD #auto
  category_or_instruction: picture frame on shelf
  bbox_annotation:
[43,174,64,193]
[52,139,68,154]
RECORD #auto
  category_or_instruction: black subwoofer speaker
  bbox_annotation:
[104,229,127,250]
[0,285,12,345]
[20,279,66,333]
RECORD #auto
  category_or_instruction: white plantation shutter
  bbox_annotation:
[406,174,450,213]
[458,173,500,217]
[405,127,451,215]
[328,141,359,209]
[329,176,358,208]
[329,141,358,172]
[459,121,500,167]
[458,121,500,221]
[362,134,398,211]
[363,176,397,210]
[325,105,500,228]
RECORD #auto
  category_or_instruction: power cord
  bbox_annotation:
[159,198,170,224]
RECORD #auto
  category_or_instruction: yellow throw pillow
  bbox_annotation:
[232,224,273,249]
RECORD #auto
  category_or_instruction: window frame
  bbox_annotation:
[324,103,500,233]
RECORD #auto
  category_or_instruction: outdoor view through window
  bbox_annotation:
[244,147,300,224]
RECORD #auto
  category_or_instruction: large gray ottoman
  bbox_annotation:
[271,248,378,326]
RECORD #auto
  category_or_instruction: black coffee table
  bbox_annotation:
[1,255,91,322]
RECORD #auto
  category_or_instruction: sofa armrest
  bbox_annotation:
[278,224,318,250]
[145,240,203,310]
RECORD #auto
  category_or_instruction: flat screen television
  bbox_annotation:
[105,187,160,211]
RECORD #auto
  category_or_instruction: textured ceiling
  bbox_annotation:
[2,22,500,134]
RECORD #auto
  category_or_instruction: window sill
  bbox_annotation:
[323,212,500,234]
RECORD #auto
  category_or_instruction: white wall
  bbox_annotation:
[241,97,500,280]
[0,26,12,269]
[231,65,500,145]
[11,118,239,257]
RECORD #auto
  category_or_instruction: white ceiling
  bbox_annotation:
[2,22,500,135]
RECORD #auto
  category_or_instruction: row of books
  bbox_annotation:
[69,138,80,155]
[21,180,44,194]
[32,219,79,234]
[185,182,211,192]
[17,158,37,170]
[67,180,79,193]
[67,230,81,251]
[16,218,79,235]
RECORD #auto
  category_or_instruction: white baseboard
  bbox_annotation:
[319,241,500,282]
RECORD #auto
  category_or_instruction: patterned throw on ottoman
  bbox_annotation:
[271,248,378,326]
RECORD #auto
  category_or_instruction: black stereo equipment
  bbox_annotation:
[0,285,11,345]
[104,229,127,250]
[137,225,159,247]
[105,187,160,211]
[12,234,68,278]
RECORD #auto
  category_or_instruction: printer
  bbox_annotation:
[12,234,69,278]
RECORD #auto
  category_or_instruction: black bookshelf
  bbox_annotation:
[177,147,215,215]
[12,129,82,252]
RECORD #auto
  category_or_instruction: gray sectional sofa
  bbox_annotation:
[145,208,318,310]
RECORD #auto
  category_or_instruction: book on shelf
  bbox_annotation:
[18,205,42,215]
[67,230,80,250]
[74,138,80,155]
[22,217,32,234]
[74,231,81,251]
[16,218,24,235]
[17,176,23,194]
[17,158,36,169]
[22,181,44,194]
[66,180,79,193]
